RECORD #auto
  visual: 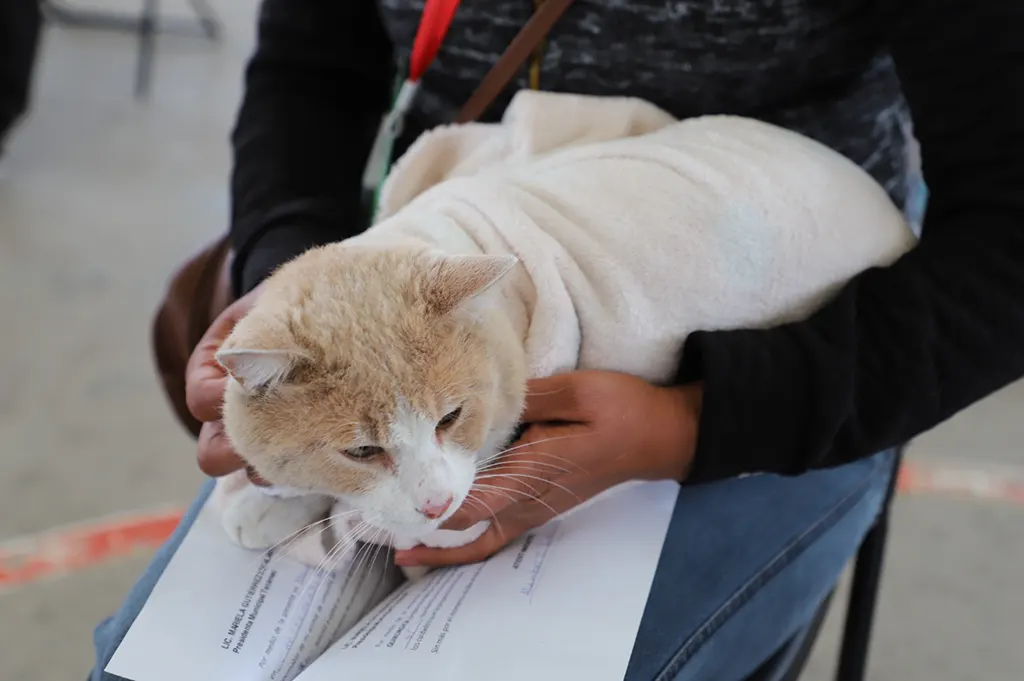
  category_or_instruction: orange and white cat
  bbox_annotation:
[213,246,523,574]
[210,92,917,576]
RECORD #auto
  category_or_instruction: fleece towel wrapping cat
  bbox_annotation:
[210,90,917,572]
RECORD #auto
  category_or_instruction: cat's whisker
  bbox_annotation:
[271,510,367,572]
[514,450,587,471]
[347,528,378,585]
[496,433,588,457]
[279,512,356,567]
[459,496,487,516]
[310,519,368,583]
[308,521,360,579]
[458,491,493,512]
[476,444,587,475]
[474,475,543,499]
[352,525,380,568]
[470,482,526,505]
[351,526,393,597]
[339,521,376,565]
[487,449,589,476]
[464,493,506,537]
[477,454,571,471]
[295,534,346,607]
[475,459,570,475]
[525,386,569,398]
[261,509,360,568]
[475,471,581,502]
[472,482,560,518]
[302,520,373,607]
[251,514,331,571]
[363,527,391,577]
[309,522,372,609]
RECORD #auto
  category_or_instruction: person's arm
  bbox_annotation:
[229,0,395,296]
[677,0,1024,483]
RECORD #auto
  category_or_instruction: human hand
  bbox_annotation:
[185,282,269,484]
[393,370,703,568]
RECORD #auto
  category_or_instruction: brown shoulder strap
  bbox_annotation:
[456,0,576,124]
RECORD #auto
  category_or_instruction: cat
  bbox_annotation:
[210,93,917,578]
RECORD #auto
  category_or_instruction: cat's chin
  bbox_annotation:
[368,519,446,546]
[354,508,490,552]
[389,521,492,553]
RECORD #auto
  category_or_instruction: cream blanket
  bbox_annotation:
[213,91,919,571]
[352,90,917,384]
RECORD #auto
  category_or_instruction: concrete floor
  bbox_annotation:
[1,2,1022,680]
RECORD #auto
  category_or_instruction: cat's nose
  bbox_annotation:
[418,495,453,519]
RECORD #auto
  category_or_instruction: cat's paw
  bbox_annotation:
[212,475,333,553]
[399,565,433,581]
[391,522,490,582]
[417,520,491,549]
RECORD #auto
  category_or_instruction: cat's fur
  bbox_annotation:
[210,92,917,576]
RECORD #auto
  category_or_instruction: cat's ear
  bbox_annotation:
[215,348,305,393]
[424,253,519,315]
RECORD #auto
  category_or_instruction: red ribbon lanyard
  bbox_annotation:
[361,0,463,199]
[409,0,463,83]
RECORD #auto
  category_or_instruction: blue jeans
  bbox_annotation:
[90,450,895,681]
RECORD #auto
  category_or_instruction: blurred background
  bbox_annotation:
[0,1,1021,680]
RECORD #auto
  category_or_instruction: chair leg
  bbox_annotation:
[41,0,220,37]
[40,0,223,100]
[134,0,158,100]
[835,447,904,681]
[187,0,221,40]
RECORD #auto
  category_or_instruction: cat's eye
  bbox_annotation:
[344,446,384,460]
[436,407,462,431]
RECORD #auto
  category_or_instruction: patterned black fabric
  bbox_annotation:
[381,0,911,205]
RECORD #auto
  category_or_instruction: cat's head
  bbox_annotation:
[216,243,527,536]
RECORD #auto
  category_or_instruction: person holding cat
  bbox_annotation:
[90,1,1024,680]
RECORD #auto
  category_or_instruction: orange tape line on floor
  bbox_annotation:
[897,461,1024,505]
[0,508,185,593]
[1,461,1022,592]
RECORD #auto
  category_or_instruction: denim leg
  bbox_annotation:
[90,479,216,681]
[626,450,894,681]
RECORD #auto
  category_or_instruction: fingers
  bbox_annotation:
[184,318,235,423]
[187,286,267,483]
[185,289,261,423]
[196,420,246,477]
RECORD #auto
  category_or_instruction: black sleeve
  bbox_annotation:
[678,0,1024,483]
[229,0,395,296]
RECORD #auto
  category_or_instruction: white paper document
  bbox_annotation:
[107,480,679,681]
